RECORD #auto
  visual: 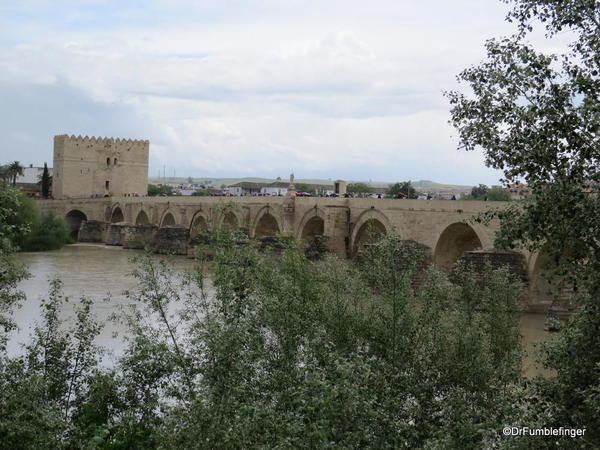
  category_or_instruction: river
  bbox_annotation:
[9,244,552,375]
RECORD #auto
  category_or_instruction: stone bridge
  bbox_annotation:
[38,196,559,312]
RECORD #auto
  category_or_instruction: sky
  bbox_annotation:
[0,0,530,185]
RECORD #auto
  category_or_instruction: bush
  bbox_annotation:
[122,231,526,449]
[19,212,73,252]
[5,229,582,448]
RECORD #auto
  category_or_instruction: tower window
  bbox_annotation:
[106,157,110,166]
[114,158,117,165]
[105,181,109,190]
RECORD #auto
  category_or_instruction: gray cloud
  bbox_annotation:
[0,0,520,185]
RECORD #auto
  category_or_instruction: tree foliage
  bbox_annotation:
[0,227,540,448]
[1,186,72,252]
[18,212,73,252]
[347,182,372,196]
[447,0,599,282]
[147,184,179,196]
[471,184,489,199]
[465,184,512,201]
[41,163,50,199]
[386,181,418,199]
[448,0,600,444]
[5,162,24,187]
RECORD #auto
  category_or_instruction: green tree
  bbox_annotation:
[386,181,417,199]
[148,184,178,196]
[154,232,524,449]
[3,189,72,252]
[40,163,51,199]
[447,0,600,444]
[19,212,73,251]
[0,186,29,350]
[0,166,9,187]
[346,182,372,197]
[471,184,489,199]
[466,185,511,201]
[486,187,512,201]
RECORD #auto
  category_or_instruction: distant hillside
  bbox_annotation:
[411,180,472,193]
[149,176,336,186]
[148,176,473,193]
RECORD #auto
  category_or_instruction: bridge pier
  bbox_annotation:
[150,225,189,255]
[105,223,127,246]
[122,224,157,249]
[78,220,108,243]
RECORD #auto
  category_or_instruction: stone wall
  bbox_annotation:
[52,135,149,199]
[78,220,107,242]
[459,250,528,282]
[105,223,127,246]
[122,224,157,249]
[149,226,189,255]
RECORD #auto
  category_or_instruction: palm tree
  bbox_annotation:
[7,161,24,187]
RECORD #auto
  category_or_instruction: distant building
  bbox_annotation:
[53,135,149,199]
[437,190,463,200]
[261,181,289,196]
[227,182,265,196]
[14,164,53,196]
[16,164,51,184]
[227,180,335,196]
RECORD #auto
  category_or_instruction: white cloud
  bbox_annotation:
[0,0,531,184]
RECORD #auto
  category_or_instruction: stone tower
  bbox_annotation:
[52,135,149,199]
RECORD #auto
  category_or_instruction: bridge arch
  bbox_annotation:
[190,211,209,238]
[297,208,326,241]
[219,211,240,230]
[110,206,125,223]
[135,210,150,225]
[350,209,391,256]
[528,247,571,306]
[252,207,282,238]
[160,211,177,227]
[65,209,87,239]
[433,222,483,270]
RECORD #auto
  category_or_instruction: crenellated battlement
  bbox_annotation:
[53,134,149,199]
[55,134,150,146]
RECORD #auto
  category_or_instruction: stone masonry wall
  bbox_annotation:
[78,220,108,242]
[53,135,149,199]
[105,223,127,246]
[122,224,157,249]
[459,250,528,282]
[150,226,189,255]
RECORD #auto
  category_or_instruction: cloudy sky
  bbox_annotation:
[1,0,525,185]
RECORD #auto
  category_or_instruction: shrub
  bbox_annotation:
[19,212,73,252]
